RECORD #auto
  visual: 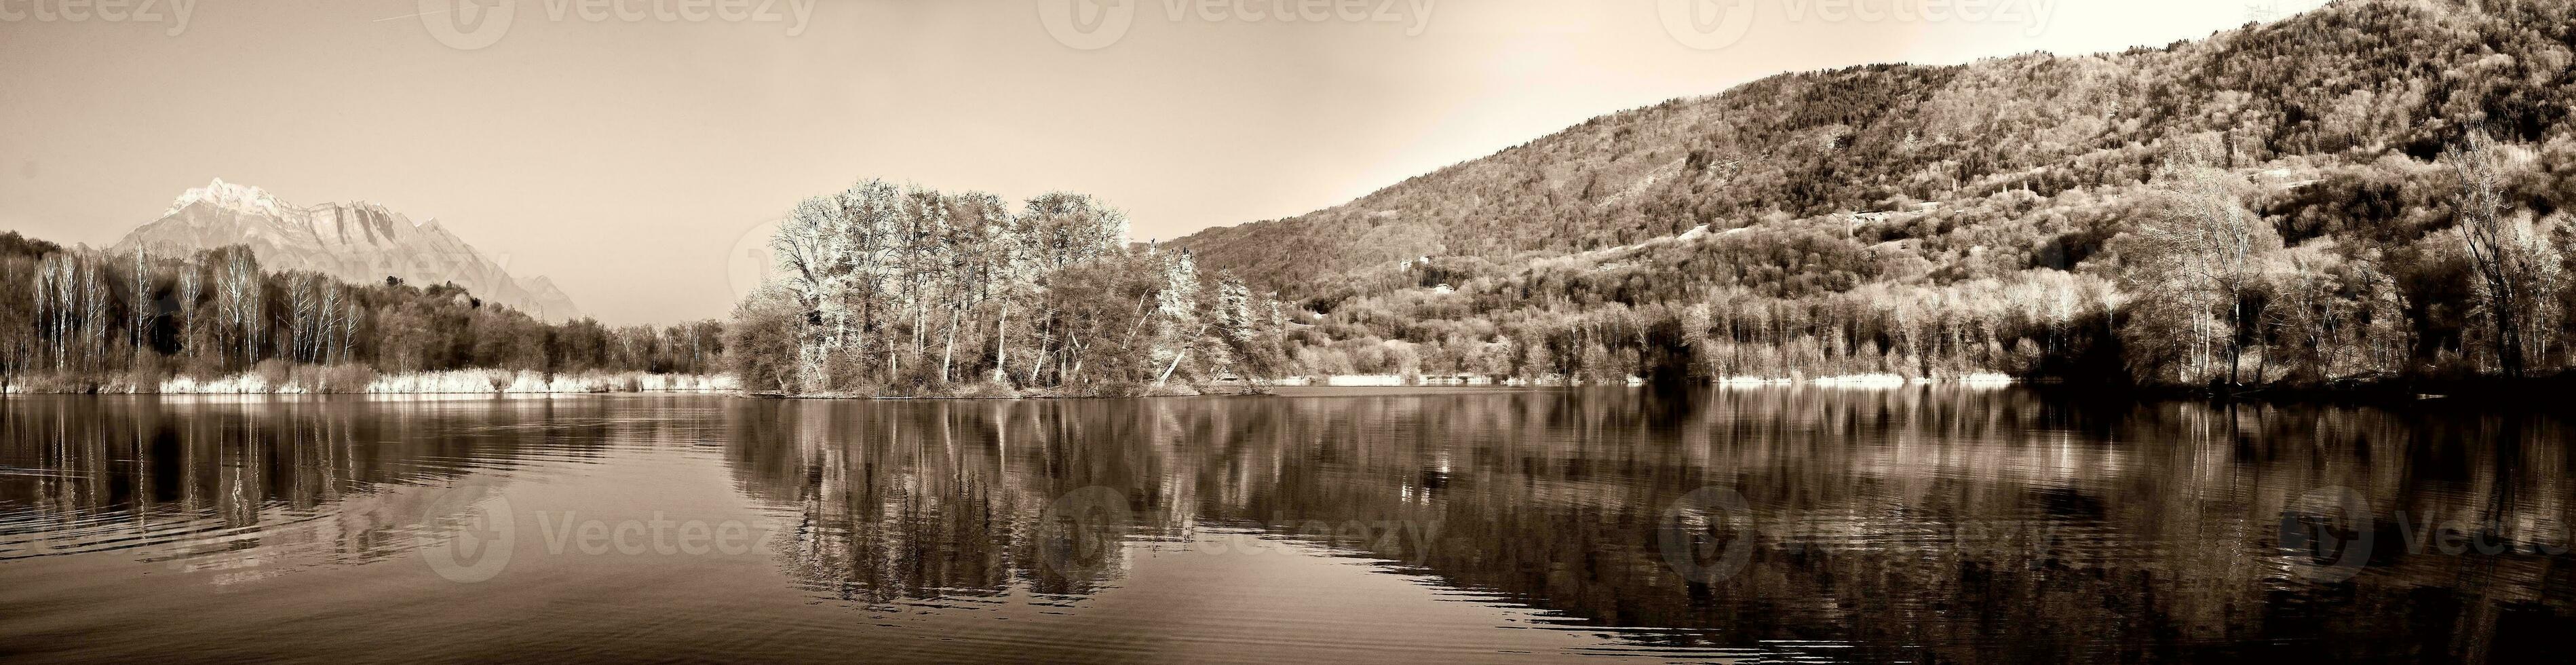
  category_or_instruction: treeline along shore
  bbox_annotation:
[10,1,2576,399]
[6,137,2573,399]
[0,231,727,394]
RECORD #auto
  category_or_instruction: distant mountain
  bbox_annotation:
[115,178,581,320]
[1176,0,2575,307]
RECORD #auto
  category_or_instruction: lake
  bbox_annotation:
[1,387,2569,663]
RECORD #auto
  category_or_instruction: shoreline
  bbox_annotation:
[10,371,2563,408]
[2097,373,2576,409]
[1,370,737,396]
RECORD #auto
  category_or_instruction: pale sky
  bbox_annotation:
[0,0,2326,324]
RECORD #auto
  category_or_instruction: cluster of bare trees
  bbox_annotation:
[28,251,106,373]
[1686,273,2115,381]
[2446,130,2569,379]
[732,180,1288,396]
[282,273,366,366]
[0,236,726,390]
[1282,265,2117,385]
[2117,159,2287,387]
[10,247,282,378]
[2117,130,2572,389]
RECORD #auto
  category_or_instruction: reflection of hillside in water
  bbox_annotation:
[720,387,2575,662]
[0,397,680,584]
[8,392,2557,660]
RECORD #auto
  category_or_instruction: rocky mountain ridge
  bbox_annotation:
[115,178,581,319]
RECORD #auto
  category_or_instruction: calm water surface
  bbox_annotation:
[0,387,2568,664]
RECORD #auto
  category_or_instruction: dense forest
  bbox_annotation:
[728,180,1291,397]
[0,231,725,393]
[1177,0,2576,390]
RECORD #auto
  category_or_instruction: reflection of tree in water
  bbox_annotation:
[0,397,668,580]
[721,388,2573,662]
[724,400,1187,604]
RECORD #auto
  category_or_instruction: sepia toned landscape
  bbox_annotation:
[3,0,2573,663]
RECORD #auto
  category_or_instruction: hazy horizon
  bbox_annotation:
[2,0,2326,324]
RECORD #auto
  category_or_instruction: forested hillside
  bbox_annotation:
[1178,0,2576,387]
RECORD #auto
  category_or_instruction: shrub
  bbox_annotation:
[313,365,379,393]
[253,360,294,392]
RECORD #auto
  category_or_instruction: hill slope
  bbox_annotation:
[1180,0,2570,299]
[1175,0,2576,384]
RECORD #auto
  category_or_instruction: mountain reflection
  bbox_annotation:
[3,390,2570,662]
[0,396,704,581]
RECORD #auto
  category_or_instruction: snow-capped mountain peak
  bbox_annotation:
[163,177,286,218]
[119,180,583,320]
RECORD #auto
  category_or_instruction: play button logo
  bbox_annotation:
[1659,0,1756,51]
[419,0,517,51]
[1040,0,1138,50]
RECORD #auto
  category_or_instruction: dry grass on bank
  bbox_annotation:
[1,363,736,395]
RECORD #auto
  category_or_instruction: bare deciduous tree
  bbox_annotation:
[2446,129,2562,377]
[2119,161,2280,387]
